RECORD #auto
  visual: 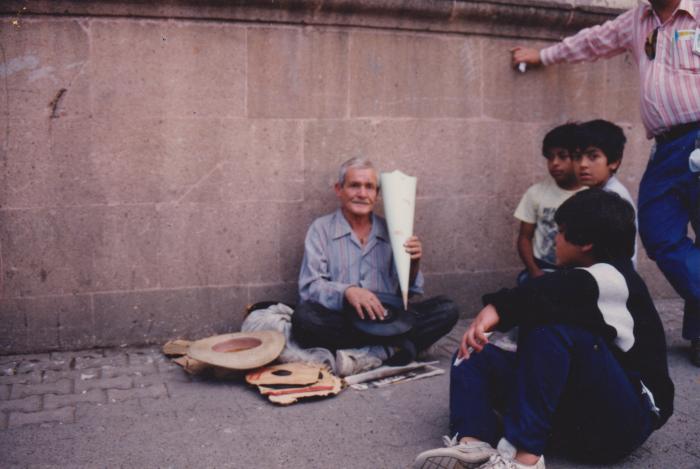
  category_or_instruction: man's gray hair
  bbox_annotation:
[337,157,378,187]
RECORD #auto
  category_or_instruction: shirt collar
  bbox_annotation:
[330,209,388,241]
[676,0,696,19]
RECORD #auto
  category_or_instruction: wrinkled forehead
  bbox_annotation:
[343,167,378,186]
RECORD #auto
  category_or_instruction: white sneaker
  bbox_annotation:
[476,454,545,469]
[413,435,498,469]
[335,345,388,377]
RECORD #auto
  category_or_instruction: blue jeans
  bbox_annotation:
[450,325,655,462]
[638,129,700,339]
[516,258,558,286]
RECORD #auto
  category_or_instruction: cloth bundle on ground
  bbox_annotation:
[241,303,337,372]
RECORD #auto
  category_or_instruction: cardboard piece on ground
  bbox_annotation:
[380,170,417,309]
[173,355,211,375]
[257,368,343,405]
[246,363,343,405]
[163,339,192,356]
[246,362,325,386]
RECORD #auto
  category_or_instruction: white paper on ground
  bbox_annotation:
[343,360,439,386]
[379,170,417,309]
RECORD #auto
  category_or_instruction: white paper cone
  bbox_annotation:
[380,170,417,309]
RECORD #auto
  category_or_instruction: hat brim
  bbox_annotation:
[188,330,285,370]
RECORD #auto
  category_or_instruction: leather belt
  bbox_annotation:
[654,121,700,144]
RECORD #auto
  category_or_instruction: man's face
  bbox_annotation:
[544,147,578,188]
[573,146,620,188]
[335,167,378,218]
[649,0,680,10]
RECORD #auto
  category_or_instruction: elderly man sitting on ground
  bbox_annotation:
[291,157,459,377]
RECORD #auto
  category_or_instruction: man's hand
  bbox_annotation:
[404,235,422,261]
[344,286,386,321]
[458,304,500,360]
[510,46,542,68]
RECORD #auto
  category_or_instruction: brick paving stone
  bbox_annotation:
[153,364,192,383]
[74,375,133,393]
[48,359,73,371]
[8,406,75,428]
[0,355,23,367]
[72,354,128,370]
[0,361,21,376]
[44,389,106,410]
[0,395,42,413]
[0,384,9,400]
[42,369,85,383]
[127,349,162,366]
[16,357,70,374]
[10,378,72,399]
[74,401,108,415]
[156,360,184,374]
[133,374,167,387]
[10,353,52,363]
[103,347,130,358]
[107,383,168,402]
[50,350,105,362]
[100,363,157,378]
[0,371,42,385]
[0,411,6,430]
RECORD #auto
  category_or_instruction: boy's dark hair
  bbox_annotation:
[576,119,627,165]
[542,123,579,157]
[554,189,636,262]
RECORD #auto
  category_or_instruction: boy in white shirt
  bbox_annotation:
[514,123,584,284]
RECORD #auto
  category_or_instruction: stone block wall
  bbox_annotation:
[0,0,677,353]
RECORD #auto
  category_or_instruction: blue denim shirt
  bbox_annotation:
[298,209,424,311]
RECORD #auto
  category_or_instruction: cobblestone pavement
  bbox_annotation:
[0,299,698,468]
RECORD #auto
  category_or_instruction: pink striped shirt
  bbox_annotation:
[541,0,700,138]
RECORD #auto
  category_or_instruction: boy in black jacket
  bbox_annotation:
[414,189,674,469]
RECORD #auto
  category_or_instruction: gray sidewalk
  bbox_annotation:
[0,299,698,468]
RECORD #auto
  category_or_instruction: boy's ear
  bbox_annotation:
[608,160,621,172]
[580,243,594,254]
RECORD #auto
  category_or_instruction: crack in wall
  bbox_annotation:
[49,88,67,118]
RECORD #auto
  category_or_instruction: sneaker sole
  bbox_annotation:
[414,455,484,469]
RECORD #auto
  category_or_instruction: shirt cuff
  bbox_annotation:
[539,47,555,67]
[326,283,353,311]
[409,272,425,295]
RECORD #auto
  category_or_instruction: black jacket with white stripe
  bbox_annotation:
[482,259,674,428]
